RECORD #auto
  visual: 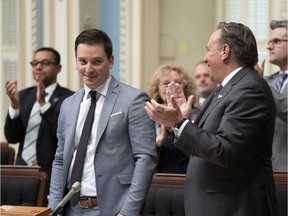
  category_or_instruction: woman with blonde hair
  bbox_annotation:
[146,63,195,173]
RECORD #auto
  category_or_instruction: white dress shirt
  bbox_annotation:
[68,75,111,196]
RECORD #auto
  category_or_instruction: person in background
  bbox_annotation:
[257,20,287,171]
[48,28,158,216]
[192,60,218,109]
[145,22,278,216]
[4,47,74,191]
[146,63,194,173]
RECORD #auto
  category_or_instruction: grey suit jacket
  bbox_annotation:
[265,72,287,171]
[175,67,278,216]
[48,77,158,216]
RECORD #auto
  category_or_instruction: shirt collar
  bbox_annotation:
[45,82,57,96]
[83,75,111,99]
[279,70,288,75]
[221,66,245,87]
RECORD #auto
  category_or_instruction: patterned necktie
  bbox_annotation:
[22,101,41,165]
[70,90,97,206]
[213,85,223,98]
[276,73,288,92]
[195,85,223,125]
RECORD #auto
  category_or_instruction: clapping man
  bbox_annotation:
[145,22,278,216]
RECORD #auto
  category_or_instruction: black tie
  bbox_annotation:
[276,73,288,92]
[70,90,97,206]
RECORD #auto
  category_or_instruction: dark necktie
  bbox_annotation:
[195,85,223,125]
[276,73,288,92]
[70,90,97,206]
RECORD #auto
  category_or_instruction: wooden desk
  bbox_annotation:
[0,205,51,216]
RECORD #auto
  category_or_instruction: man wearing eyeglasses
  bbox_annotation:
[4,47,74,198]
[259,20,288,171]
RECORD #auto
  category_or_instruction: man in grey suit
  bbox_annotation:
[48,29,158,216]
[145,22,278,216]
[265,20,287,171]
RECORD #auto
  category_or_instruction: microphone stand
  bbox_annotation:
[49,182,81,216]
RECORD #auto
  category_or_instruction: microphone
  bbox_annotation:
[49,181,81,216]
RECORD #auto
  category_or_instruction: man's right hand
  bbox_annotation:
[36,79,46,106]
[5,80,19,109]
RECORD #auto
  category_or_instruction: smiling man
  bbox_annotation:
[145,22,278,216]
[4,47,74,200]
[48,29,157,216]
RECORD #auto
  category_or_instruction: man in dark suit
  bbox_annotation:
[145,22,278,216]
[4,47,74,181]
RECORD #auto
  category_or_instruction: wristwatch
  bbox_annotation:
[172,118,188,139]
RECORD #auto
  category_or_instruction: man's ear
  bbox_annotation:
[109,55,114,69]
[56,64,62,74]
[222,44,230,61]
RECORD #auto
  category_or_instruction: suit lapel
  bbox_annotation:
[268,72,280,89]
[96,77,120,145]
[49,84,61,104]
[197,66,251,127]
[198,86,230,127]
[195,94,213,125]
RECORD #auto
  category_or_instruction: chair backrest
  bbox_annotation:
[274,171,287,216]
[142,173,185,216]
[143,172,287,216]
[1,165,48,207]
[1,142,15,165]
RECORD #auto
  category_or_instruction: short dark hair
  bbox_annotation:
[270,20,288,37]
[217,22,258,67]
[270,20,288,30]
[34,47,61,65]
[74,28,113,59]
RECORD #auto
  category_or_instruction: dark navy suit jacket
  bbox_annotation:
[4,84,74,179]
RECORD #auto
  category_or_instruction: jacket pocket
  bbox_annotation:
[205,180,245,193]
[117,174,133,185]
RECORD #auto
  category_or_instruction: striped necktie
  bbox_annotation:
[276,73,288,92]
[22,101,41,165]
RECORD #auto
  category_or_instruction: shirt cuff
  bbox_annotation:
[175,119,189,138]
[8,106,19,119]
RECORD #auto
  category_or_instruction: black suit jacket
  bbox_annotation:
[4,84,74,178]
[175,67,278,216]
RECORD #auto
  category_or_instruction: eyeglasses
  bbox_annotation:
[159,81,185,88]
[267,38,288,46]
[30,60,57,67]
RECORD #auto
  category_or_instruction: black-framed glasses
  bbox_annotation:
[30,60,57,67]
[267,38,288,46]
